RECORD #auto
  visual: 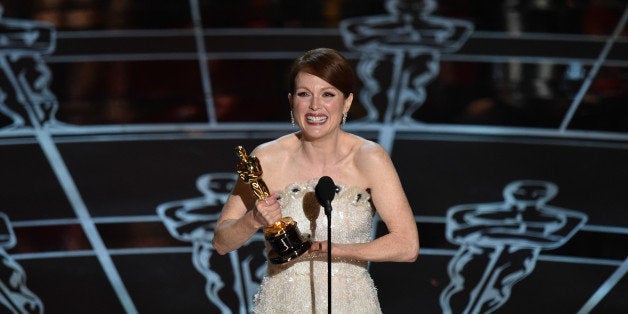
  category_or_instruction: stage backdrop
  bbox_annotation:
[0,1,626,313]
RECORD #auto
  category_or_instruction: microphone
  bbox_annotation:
[315,176,336,216]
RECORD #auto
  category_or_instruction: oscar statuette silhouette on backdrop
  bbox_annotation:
[234,146,312,264]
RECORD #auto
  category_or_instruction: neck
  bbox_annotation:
[297,130,346,168]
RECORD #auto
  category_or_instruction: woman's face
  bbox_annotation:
[289,71,352,139]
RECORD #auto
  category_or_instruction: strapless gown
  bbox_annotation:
[252,180,382,314]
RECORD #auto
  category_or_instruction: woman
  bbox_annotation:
[212,48,419,313]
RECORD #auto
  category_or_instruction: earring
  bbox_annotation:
[342,112,347,125]
[290,111,295,127]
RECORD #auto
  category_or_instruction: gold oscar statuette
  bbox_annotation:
[235,145,312,264]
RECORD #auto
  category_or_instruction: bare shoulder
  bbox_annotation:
[348,135,400,190]
[352,136,392,169]
[252,133,298,160]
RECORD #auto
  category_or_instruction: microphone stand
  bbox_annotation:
[324,201,332,314]
[315,176,335,314]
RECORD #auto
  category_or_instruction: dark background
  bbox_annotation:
[0,1,627,313]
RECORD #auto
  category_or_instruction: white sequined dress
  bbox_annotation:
[252,180,382,314]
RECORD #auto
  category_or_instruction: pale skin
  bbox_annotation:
[212,72,419,263]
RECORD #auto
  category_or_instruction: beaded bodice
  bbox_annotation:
[280,180,374,243]
[253,180,382,314]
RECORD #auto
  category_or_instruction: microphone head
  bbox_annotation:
[315,176,336,207]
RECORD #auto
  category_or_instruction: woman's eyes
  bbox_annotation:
[296,91,336,97]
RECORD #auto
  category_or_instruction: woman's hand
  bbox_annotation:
[308,241,329,254]
[253,193,282,228]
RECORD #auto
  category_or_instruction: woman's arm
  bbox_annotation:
[212,177,282,255]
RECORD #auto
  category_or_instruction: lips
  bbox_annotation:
[305,114,327,124]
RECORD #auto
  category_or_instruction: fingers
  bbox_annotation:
[259,194,280,212]
[254,193,282,227]
[308,242,319,253]
[262,193,280,206]
[308,241,327,253]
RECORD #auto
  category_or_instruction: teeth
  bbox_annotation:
[306,116,327,123]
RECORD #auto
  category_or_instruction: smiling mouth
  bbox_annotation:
[306,115,327,123]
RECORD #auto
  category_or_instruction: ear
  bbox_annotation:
[343,93,353,113]
[288,93,293,108]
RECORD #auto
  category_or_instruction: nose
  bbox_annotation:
[309,96,320,110]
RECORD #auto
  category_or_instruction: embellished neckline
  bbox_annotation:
[277,179,373,209]
[280,179,369,196]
